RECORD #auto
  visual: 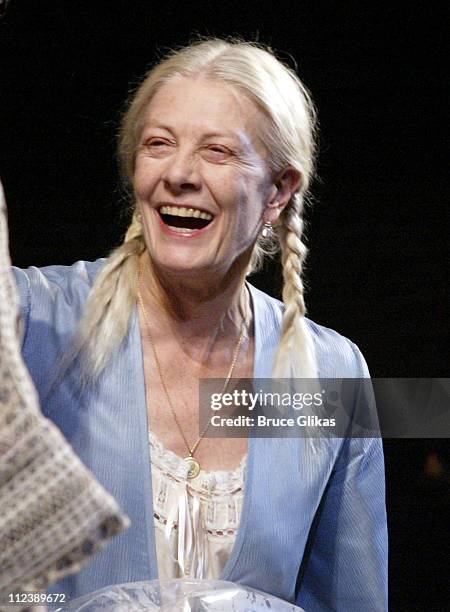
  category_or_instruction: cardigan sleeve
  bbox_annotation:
[295,343,388,611]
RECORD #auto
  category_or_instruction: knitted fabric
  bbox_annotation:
[0,181,129,600]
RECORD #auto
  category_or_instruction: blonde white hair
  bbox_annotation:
[63,38,318,387]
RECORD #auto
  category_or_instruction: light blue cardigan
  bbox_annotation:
[13,260,388,611]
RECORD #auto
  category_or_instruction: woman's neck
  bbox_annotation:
[137,252,251,345]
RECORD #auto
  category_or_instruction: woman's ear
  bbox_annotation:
[264,167,302,224]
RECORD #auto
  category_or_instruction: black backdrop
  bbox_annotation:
[1,2,448,609]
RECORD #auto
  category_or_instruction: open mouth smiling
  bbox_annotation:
[158,205,214,233]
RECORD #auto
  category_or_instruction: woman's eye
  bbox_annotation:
[143,138,173,154]
[146,139,169,148]
[203,145,232,160]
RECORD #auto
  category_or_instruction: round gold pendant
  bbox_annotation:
[184,456,201,479]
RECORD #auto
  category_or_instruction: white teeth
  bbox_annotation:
[160,205,213,221]
[167,225,196,234]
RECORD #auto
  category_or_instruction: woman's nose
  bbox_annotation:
[162,149,201,193]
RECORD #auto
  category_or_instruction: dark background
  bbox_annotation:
[1,1,448,609]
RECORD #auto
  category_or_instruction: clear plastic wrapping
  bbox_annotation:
[55,579,305,611]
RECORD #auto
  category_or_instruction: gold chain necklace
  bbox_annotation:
[137,261,248,479]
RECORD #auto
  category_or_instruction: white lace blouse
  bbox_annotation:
[149,430,247,580]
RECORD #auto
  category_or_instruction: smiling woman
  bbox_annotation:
[10,38,388,610]
[133,76,284,278]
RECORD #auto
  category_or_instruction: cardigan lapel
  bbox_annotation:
[219,282,287,585]
[221,284,335,603]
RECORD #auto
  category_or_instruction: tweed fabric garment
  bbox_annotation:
[0,182,129,598]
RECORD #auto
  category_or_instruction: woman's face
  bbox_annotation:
[133,76,285,278]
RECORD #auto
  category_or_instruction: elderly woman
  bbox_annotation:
[12,39,388,609]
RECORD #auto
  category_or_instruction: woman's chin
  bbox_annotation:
[150,256,220,279]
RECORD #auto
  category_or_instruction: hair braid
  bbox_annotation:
[51,213,145,392]
[273,194,317,378]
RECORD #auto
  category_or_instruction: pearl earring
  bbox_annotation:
[261,221,273,238]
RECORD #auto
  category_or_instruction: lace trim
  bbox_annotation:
[153,511,238,538]
[148,430,247,495]
[148,430,245,577]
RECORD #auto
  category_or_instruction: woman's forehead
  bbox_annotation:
[142,75,266,140]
